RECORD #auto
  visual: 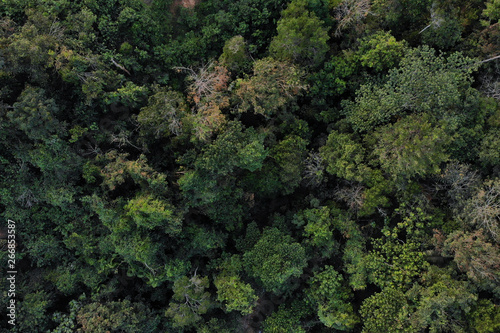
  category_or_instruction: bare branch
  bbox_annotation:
[303,152,325,187]
[334,0,370,37]
[111,58,131,75]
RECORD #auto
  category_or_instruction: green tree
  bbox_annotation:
[7,86,65,141]
[77,299,159,333]
[194,121,268,175]
[98,151,168,195]
[319,130,367,182]
[214,274,258,315]
[307,265,359,330]
[308,54,358,107]
[178,121,267,227]
[293,206,338,255]
[364,208,430,289]
[408,267,477,333]
[261,302,308,333]
[356,30,406,72]
[343,46,478,133]
[421,4,462,49]
[360,287,415,333]
[17,290,53,333]
[124,193,182,234]
[234,57,307,117]
[86,152,183,287]
[2,10,63,84]
[243,227,307,294]
[214,256,258,315]
[165,274,213,328]
[25,234,66,268]
[319,130,391,215]
[219,35,251,73]
[370,113,451,179]
[197,318,232,333]
[269,0,330,67]
[270,135,308,195]
[137,88,189,138]
[467,299,500,333]
[365,237,427,289]
[371,0,431,32]
[479,128,500,167]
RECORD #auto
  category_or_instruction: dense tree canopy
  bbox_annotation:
[1,0,500,332]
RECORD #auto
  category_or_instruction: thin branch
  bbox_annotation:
[480,54,500,64]
[419,24,431,34]
[111,58,131,75]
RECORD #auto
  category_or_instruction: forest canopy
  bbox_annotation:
[1,0,500,332]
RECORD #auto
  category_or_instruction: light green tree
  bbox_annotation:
[357,30,406,72]
[360,287,415,333]
[307,265,359,330]
[165,274,213,328]
[214,255,258,315]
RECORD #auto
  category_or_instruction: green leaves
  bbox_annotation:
[270,134,308,195]
[178,121,267,226]
[360,287,414,333]
[479,128,500,167]
[243,228,307,293]
[269,0,330,67]
[261,302,308,333]
[408,267,477,333]
[219,35,250,72]
[468,299,500,333]
[214,256,258,315]
[77,299,160,333]
[195,121,268,175]
[365,237,427,289]
[124,193,182,234]
[8,86,64,141]
[215,274,258,314]
[1,0,498,331]
[234,58,307,116]
[343,46,478,133]
[372,113,451,179]
[364,208,430,289]
[320,130,366,182]
[307,266,359,330]
[357,31,406,72]
[166,274,213,328]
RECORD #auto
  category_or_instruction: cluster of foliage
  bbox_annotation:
[2,0,500,332]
